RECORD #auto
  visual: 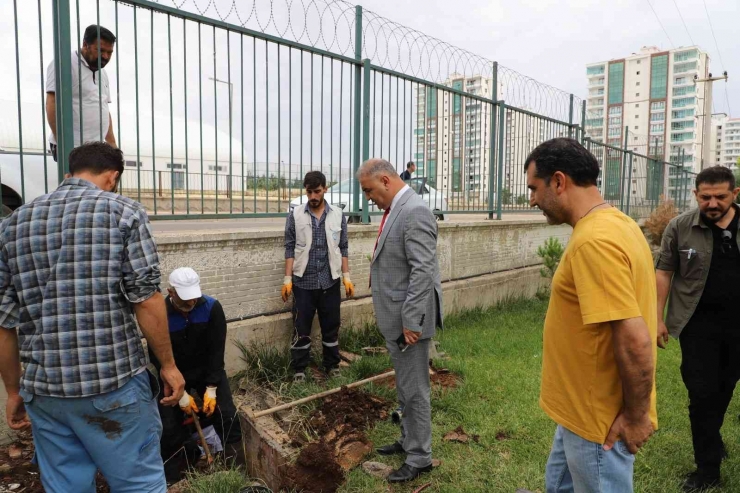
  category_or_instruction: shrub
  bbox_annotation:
[643,197,679,247]
[535,237,565,300]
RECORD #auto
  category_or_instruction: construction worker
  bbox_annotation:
[283,171,354,382]
[152,267,243,483]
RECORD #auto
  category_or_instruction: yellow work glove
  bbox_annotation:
[203,386,217,417]
[342,273,355,298]
[281,276,293,302]
[179,391,199,416]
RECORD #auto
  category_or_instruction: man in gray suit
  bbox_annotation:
[357,158,443,483]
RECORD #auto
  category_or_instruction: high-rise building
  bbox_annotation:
[414,74,501,201]
[584,46,713,203]
[710,114,740,169]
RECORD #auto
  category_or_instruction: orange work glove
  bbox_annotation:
[179,391,199,416]
[342,273,355,298]
[281,276,293,302]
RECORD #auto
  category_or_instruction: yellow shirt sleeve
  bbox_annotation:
[571,239,643,325]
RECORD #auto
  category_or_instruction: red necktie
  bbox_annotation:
[373,208,391,257]
[369,208,390,287]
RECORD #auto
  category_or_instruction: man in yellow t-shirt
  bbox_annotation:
[525,138,658,492]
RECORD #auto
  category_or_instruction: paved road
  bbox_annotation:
[149,212,545,234]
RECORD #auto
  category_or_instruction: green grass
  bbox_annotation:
[185,468,248,493]
[336,298,740,493]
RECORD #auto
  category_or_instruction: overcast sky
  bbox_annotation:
[1,0,736,160]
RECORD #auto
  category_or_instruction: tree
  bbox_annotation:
[501,188,513,205]
[516,194,529,206]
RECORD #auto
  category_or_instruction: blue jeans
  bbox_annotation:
[20,371,166,493]
[546,425,635,493]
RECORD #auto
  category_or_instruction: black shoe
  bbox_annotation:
[387,463,433,483]
[376,442,405,456]
[683,469,721,492]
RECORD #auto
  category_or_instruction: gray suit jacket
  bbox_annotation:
[370,189,443,342]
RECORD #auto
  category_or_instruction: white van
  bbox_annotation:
[0,152,59,218]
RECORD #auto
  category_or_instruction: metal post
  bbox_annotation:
[580,100,586,144]
[568,94,574,139]
[361,58,371,224]
[625,152,633,216]
[487,62,498,220]
[620,126,629,211]
[52,0,75,180]
[496,101,506,220]
[351,5,363,221]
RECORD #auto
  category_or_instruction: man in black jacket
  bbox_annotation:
[153,267,242,482]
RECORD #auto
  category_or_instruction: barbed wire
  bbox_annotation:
[141,0,578,121]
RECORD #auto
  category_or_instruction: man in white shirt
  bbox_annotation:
[46,25,117,161]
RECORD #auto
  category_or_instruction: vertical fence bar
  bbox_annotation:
[168,15,174,214]
[361,58,371,224]
[568,94,574,139]
[487,62,497,219]
[620,126,629,211]
[52,0,75,179]
[198,23,204,214]
[75,0,82,146]
[242,35,245,212]
[496,102,505,220]
[96,4,102,141]
[580,101,586,144]
[277,44,281,212]
[626,152,633,216]
[133,7,141,202]
[183,18,190,215]
[38,0,49,194]
[13,0,25,203]
[228,32,233,213]
[254,40,258,211]
[213,27,218,214]
[351,5,362,219]
[151,11,157,213]
[264,40,268,212]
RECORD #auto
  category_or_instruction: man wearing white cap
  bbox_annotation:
[152,267,242,482]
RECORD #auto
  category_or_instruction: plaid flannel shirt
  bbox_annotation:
[0,178,161,398]
[285,203,349,290]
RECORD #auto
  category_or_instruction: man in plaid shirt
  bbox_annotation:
[0,142,185,492]
[282,171,354,382]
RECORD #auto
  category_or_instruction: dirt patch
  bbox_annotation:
[283,388,391,493]
[283,441,345,493]
[379,368,460,391]
[0,432,110,492]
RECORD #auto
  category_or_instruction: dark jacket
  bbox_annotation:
[154,295,227,387]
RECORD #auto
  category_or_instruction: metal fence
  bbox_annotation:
[2,0,697,222]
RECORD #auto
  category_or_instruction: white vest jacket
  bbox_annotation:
[292,203,344,280]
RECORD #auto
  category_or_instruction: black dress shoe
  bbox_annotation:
[376,442,405,456]
[387,463,433,483]
[683,469,721,492]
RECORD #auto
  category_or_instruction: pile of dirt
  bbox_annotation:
[380,367,460,391]
[283,441,345,493]
[0,432,110,492]
[283,388,391,493]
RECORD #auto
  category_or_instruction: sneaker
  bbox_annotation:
[293,372,306,383]
[683,469,721,492]
[328,368,341,378]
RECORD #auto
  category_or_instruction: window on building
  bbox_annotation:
[208,165,226,172]
[636,82,640,86]
[166,163,184,170]
[635,104,640,108]
[651,101,666,111]
[650,55,668,99]
[608,62,624,105]
[636,93,640,97]
[125,160,141,168]
[637,71,641,75]
[637,60,641,64]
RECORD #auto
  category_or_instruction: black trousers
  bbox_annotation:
[291,282,341,372]
[158,370,242,482]
[680,310,740,471]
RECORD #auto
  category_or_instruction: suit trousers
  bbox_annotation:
[386,337,432,468]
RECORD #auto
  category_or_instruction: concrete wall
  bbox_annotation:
[0,219,570,445]
[155,220,571,320]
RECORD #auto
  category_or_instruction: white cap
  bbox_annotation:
[169,267,202,301]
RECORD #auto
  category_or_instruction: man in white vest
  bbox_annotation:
[283,171,354,382]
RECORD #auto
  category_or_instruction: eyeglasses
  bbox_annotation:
[720,230,734,255]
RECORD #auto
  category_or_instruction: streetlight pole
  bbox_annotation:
[208,76,233,136]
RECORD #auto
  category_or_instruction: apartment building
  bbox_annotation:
[710,114,740,169]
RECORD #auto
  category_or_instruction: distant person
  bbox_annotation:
[526,138,657,492]
[154,267,243,483]
[282,171,354,382]
[46,24,118,162]
[0,141,185,492]
[358,158,443,483]
[656,166,740,491]
[400,161,416,181]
